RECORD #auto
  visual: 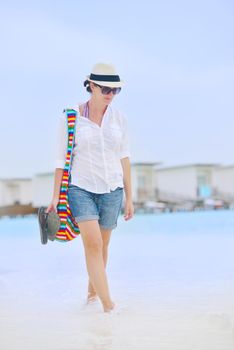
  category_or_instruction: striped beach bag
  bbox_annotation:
[54,108,81,242]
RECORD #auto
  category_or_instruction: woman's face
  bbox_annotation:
[90,82,115,104]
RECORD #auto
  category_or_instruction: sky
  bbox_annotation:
[0,0,233,178]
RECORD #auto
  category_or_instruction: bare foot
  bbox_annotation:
[103,301,115,313]
[86,292,98,304]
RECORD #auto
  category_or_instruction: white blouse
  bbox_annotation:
[55,103,131,193]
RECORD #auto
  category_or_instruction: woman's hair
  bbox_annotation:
[83,79,92,93]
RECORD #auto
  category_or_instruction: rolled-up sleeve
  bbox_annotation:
[120,114,131,159]
[55,114,67,169]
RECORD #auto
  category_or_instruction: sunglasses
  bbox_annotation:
[94,83,121,95]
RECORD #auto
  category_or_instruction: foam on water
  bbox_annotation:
[0,211,234,349]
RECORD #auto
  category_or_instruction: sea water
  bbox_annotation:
[0,210,234,350]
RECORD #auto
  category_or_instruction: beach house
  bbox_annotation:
[131,162,161,204]
[0,178,32,207]
[32,172,54,208]
[155,164,219,202]
[213,165,234,202]
[0,178,34,217]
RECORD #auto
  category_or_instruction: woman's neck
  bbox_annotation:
[88,97,108,117]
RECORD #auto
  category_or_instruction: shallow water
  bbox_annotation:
[0,210,234,349]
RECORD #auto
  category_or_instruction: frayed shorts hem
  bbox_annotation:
[99,224,118,230]
[74,215,118,230]
[75,215,99,222]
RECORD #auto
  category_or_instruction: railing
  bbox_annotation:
[0,204,38,217]
[212,190,234,202]
[156,190,194,204]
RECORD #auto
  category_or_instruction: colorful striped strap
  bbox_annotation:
[60,108,77,192]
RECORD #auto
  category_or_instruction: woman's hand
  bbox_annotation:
[123,199,134,221]
[45,198,59,213]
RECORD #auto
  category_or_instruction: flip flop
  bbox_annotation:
[38,206,48,245]
[38,207,61,244]
[46,211,60,241]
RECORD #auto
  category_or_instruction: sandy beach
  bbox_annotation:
[1,211,234,349]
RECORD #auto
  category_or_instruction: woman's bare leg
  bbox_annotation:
[78,220,114,312]
[87,227,112,299]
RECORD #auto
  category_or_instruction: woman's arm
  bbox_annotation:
[120,157,134,220]
[120,157,132,201]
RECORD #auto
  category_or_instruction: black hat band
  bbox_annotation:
[89,73,120,82]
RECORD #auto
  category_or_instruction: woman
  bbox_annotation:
[46,63,134,313]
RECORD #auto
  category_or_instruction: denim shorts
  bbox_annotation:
[67,184,124,230]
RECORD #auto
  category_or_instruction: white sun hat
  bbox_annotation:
[86,63,124,88]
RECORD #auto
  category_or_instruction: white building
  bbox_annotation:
[2,161,233,213]
[213,165,234,200]
[0,178,32,207]
[156,164,219,201]
[32,172,54,208]
[131,162,160,203]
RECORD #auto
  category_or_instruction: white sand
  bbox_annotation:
[1,291,234,350]
[1,212,234,349]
